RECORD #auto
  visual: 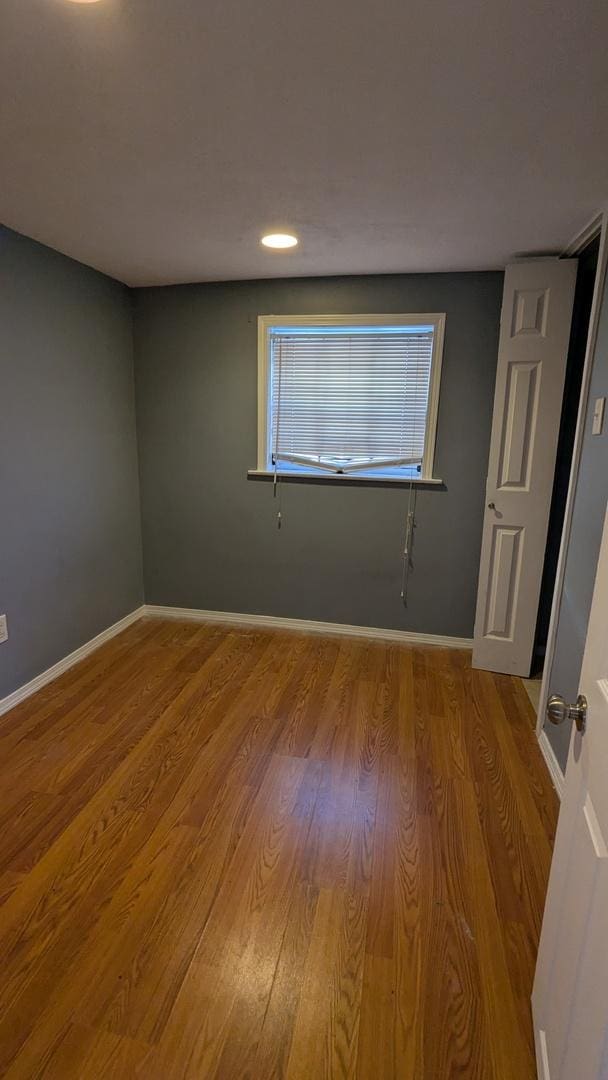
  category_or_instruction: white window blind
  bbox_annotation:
[266,320,441,478]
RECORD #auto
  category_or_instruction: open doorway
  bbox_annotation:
[521,234,601,715]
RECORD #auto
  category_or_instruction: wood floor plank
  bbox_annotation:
[495,673,560,840]
[284,886,368,1080]
[25,1021,159,1080]
[12,639,312,1071]
[0,631,262,1071]
[252,881,320,1079]
[0,620,558,1078]
[0,619,161,748]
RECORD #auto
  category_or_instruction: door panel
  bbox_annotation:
[473,259,578,675]
[497,361,539,487]
[532,502,608,1080]
[483,525,523,638]
[511,286,549,337]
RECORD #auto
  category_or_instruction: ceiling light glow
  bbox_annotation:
[261,233,299,250]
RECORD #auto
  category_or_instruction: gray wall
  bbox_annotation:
[134,273,502,637]
[544,270,608,771]
[0,227,143,699]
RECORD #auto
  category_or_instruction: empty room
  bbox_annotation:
[1,0,608,1077]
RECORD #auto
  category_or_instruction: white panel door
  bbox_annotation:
[473,259,578,675]
[532,500,608,1080]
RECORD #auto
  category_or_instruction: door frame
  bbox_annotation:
[536,210,608,755]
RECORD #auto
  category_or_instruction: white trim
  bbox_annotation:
[537,210,608,735]
[0,607,145,719]
[563,212,604,258]
[247,468,444,486]
[538,729,565,800]
[256,312,445,481]
[535,1027,551,1080]
[144,604,472,649]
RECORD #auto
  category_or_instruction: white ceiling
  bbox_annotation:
[2,0,608,286]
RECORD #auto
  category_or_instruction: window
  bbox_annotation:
[255,313,445,482]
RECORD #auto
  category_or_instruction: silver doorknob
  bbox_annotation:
[546,693,587,734]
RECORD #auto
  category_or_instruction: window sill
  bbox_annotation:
[247,469,445,489]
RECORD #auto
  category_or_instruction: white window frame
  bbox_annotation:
[254,312,446,483]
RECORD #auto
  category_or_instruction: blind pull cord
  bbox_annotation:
[400,479,416,605]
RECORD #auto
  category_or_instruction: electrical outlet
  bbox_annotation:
[0,615,7,644]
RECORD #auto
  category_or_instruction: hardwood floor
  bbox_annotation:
[0,618,558,1078]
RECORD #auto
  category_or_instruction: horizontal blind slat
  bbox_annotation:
[270,325,434,464]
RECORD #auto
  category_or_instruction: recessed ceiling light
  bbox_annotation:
[261,233,299,250]
[66,1,103,4]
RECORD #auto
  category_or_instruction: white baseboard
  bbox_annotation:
[0,603,472,722]
[0,606,146,719]
[538,729,565,800]
[143,604,473,650]
[535,1027,551,1080]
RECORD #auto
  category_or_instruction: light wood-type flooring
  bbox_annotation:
[0,617,558,1078]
